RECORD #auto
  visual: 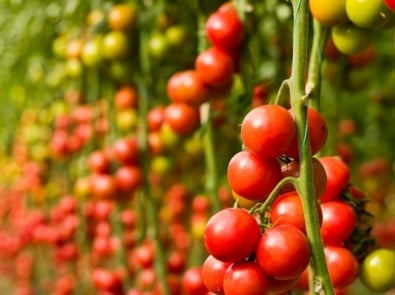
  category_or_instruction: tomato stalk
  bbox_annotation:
[288,0,334,294]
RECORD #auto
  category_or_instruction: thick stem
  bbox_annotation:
[288,1,334,294]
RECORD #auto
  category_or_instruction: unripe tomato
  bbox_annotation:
[102,30,130,60]
[346,0,395,29]
[148,32,168,60]
[227,150,282,201]
[309,0,348,26]
[331,24,373,55]
[240,104,296,159]
[204,208,261,263]
[81,37,103,67]
[360,248,395,292]
[108,4,137,31]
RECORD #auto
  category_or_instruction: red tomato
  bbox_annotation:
[267,275,300,294]
[385,0,395,11]
[202,255,231,294]
[166,70,209,106]
[223,262,270,295]
[205,6,245,52]
[204,208,261,263]
[270,191,322,233]
[114,86,138,110]
[286,107,328,159]
[195,47,235,88]
[256,225,310,280]
[320,201,357,246]
[111,136,139,165]
[227,150,282,201]
[92,268,123,291]
[240,105,296,159]
[182,267,208,295]
[319,156,350,202]
[87,150,111,174]
[280,157,327,198]
[164,103,200,136]
[324,246,359,289]
[114,165,142,193]
[147,106,165,131]
[89,173,117,200]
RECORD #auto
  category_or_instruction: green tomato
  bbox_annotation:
[331,23,373,55]
[102,30,130,60]
[81,37,103,67]
[360,248,395,292]
[346,0,395,29]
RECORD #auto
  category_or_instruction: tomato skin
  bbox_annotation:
[205,6,245,52]
[108,4,137,31]
[202,255,231,293]
[360,248,395,292]
[227,150,282,201]
[324,246,359,288]
[114,86,138,110]
[167,70,209,106]
[320,201,357,245]
[204,208,261,263]
[102,30,130,60]
[195,47,235,88]
[223,262,270,295]
[89,174,117,200]
[331,24,373,55]
[309,0,348,26]
[163,103,200,136]
[286,107,328,159]
[346,0,395,29]
[111,136,139,165]
[240,105,296,159]
[385,0,395,11]
[114,165,142,193]
[256,225,310,280]
[319,156,350,202]
[182,267,208,295]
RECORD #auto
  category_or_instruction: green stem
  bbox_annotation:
[288,0,334,294]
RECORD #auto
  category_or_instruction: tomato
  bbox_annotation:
[166,70,209,106]
[116,109,138,132]
[163,103,200,136]
[102,30,130,60]
[114,165,142,193]
[256,225,310,280]
[223,262,270,295]
[385,0,395,11]
[347,45,377,68]
[227,150,282,201]
[111,136,139,165]
[270,191,322,233]
[286,107,328,159]
[324,246,359,288]
[195,47,235,88]
[89,174,117,200]
[360,248,395,292]
[202,255,231,294]
[182,267,208,295]
[309,0,348,26]
[346,0,395,29]
[147,106,165,131]
[165,25,188,47]
[319,156,350,202]
[92,268,123,292]
[280,157,327,198]
[267,275,300,294]
[81,37,103,67]
[320,201,357,245]
[114,86,138,110]
[87,150,111,174]
[204,208,261,263]
[331,24,373,55]
[205,5,245,52]
[240,105,296,159]
[108,4,137,31]
[148,32,168,60]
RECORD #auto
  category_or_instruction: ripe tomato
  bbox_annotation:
[324,246,359,288]
[286,107,328,159]
[92,268,123,291]
[89,174,117,200]
[114,86,138,110]
[202,255,231,293]
[88,150,111,174]
[111,136,139,165]
[204,208,261,263]
[360,248,395,292]
[256,225,310,280]
[166,70,209,106]
[270,191,322,233]
[114,165,142,193]
[182,267,208,295]
[227,150,282,201]
[147,106,165,131]
[195,47,235,88]
[223,262,270,295]
[331,24,373,55]
[240,105,296,159]
[385,0,395,11]
[205,5,245,52]
[163,103,200,136]
[280,157,327,198]
[319,156,350,202]
[108,4,137,31]
[309,0,348,26]
[320,201,357,245]
[346,0,394,29]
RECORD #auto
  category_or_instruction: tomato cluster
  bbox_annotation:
[310,0,395,54]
